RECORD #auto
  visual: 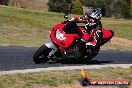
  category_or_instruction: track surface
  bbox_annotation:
[0,46,132,71]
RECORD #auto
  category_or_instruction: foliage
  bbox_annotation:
[80,0,113,17]
[47,0,83,14]
[47,0,70,13]
[80,0,131,18]
[80,0,104,7]
[112,0,131,18]
[131,7,132,18]
[0,0,9,5]
[71,0,83,14]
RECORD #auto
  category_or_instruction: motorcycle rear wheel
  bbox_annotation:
[81,46,100,63]
[33,45,51,64]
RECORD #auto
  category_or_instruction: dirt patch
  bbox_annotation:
[109,37,132,47]
[103,37,132,50]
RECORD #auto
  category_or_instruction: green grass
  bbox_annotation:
[0,5,64,46]
[101,18,132,40]
[0,5,131,47]
[0,67,131,88]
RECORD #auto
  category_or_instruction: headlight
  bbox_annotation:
[55,29,66,41]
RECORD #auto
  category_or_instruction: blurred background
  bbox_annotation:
[0,0,132,18]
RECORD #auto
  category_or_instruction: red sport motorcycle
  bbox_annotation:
[33,14,114,64]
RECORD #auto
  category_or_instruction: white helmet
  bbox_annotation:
[87,9,102,20]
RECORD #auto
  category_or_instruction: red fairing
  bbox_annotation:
[50,24,79,50]
[50,24,90,51]
[102,26,113,39]
[77,26,90,42]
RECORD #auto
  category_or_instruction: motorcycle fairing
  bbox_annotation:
[102,27,114,39]
[50,24,79,50]
[51,23,113,51]
[76,26,90,42]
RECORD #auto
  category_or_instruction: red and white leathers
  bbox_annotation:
[69,16,103,47]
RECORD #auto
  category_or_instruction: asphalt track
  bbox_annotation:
[0,46,132,71]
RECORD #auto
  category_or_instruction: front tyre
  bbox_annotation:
[33,45,51,64]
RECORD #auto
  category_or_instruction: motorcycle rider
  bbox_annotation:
[63,8,114,47]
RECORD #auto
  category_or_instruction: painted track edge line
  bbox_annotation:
[0,64,132,75]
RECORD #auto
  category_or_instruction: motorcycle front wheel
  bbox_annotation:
[33,45,51,64]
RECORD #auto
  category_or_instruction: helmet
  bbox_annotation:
[87,9,102,20]
[85,9,102,29]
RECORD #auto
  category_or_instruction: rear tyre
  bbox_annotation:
[81,46,100,63]
[87,46,100,59]
[33,45,51,64]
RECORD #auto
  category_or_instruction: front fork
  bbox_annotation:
[45,40,58,57]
